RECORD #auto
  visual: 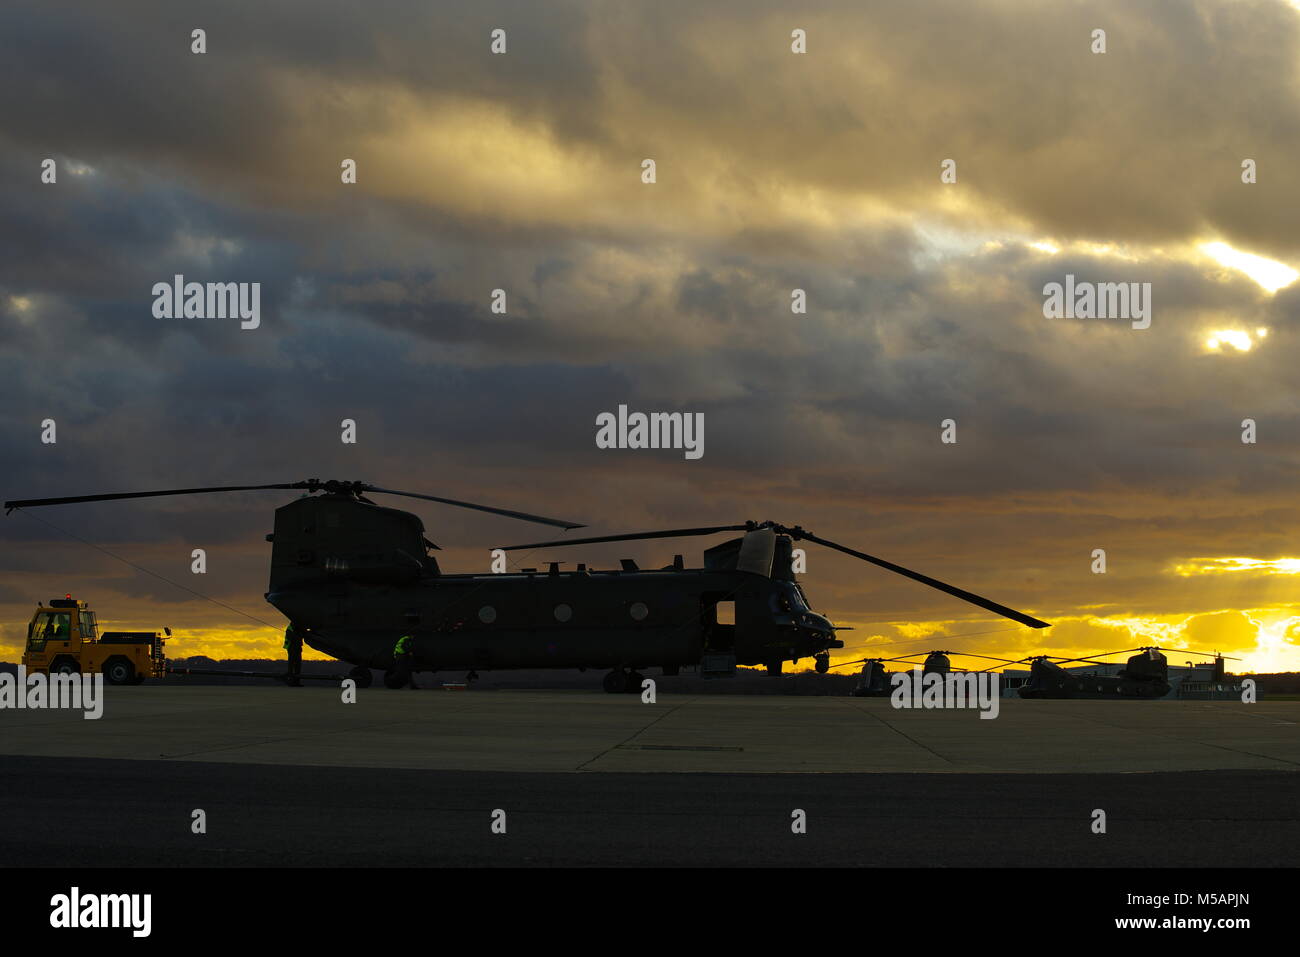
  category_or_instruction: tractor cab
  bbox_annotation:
[25,596,92,659]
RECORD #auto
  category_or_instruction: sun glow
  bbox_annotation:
[1173,557,1300,576]
[1204,329,1257,352]
[1201,241,1298,293]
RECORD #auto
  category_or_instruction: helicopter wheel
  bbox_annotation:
[349,666,373,689]
[814,653,830,674]
[602,670,628,694]
[625,671,645,693]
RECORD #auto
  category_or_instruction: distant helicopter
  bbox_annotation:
[1003,647,1238,699]
[5,480,1050,692]
[833,649,1014,696]
[838,646,1238,699]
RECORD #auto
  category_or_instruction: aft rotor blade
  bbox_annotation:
[798,531,1051,629]
[361,487,584,530]
[4,483,304,512]
[1165,648,1241,661]
[976,656,1038,673]
[946,651,1026,664]
[500,524,749,551]
[1049,647,1148,665]
[826,655,913,670]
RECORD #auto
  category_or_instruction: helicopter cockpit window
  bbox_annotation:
[770,585,807,615]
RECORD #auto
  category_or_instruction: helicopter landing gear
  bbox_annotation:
[384,665,418,689]
[349,665,372,688]
[603,669,645,693]
[814,653,830,674]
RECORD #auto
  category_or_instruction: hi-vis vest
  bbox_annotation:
[394,635,412,656]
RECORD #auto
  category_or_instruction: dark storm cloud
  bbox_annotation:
[2,0,1300,660]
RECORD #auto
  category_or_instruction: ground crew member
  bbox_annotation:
[283,623,303,687]
[391,634,418,689]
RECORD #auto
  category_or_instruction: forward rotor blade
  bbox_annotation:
[798,531,1051,629]
[500,524,749,551]
[976,656,1037,673]
[1049,647,1148,666]
[4,483,304,512]
[363,486,583,530]
[826,658,871,671]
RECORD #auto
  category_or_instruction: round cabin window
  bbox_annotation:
[553,603,573,623]
[629,602,649,621]
[478,606,497,624]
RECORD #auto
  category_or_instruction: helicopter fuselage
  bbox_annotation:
[263,493,840,673]
[270,567,839,673]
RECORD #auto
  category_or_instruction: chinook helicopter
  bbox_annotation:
[4,480,1050,692]
[834,649,1015,696]
[1002,647,1238,699]
[840,645,1239,700]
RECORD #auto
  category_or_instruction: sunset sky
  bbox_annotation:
[2,0,1299,673]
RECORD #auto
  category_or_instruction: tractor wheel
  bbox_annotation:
[50,658,79,676]
[349,666,373,688]
[103,657,136,686]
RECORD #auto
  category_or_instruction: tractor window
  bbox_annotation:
[715,601,735,626]
[28,613,50,650]
[27,612,70,649]
[80,611,98,640]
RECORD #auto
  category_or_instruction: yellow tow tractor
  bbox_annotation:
[22,595,169,685]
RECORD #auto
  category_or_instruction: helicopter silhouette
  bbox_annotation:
[1001,647,1238,699]
[833,649,1012,696]
[5,480,1049,692]
[837,645,1238,699]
